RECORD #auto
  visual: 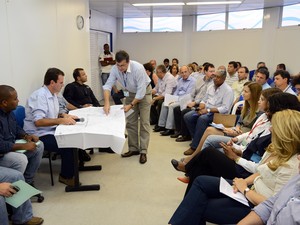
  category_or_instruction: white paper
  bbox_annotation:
[54,105,126,154]
[179,94,192,110]
[219,177,249,206]
[164,94,179,106]
[210,122,225,130]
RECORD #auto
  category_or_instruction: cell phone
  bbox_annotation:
[11,185,20,193]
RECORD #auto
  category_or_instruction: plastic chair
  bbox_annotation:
[231,100,244,115]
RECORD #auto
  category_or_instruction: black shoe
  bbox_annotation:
[139,153,147,164]
[160,129,175,136]
[78,149,91,162]
[176,136,192,142]
[170,131,181,138]
[153,126,165,132]
[98,147,115,154]
[121,151,140,157]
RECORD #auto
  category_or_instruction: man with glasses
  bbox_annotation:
[183,69,234,155]
[103,50,152,164]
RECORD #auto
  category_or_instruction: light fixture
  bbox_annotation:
[186,1,241,5]
[132,2,185,7]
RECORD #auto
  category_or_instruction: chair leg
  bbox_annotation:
[48,152,54,186]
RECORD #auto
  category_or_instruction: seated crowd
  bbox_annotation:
[1,57,300,225]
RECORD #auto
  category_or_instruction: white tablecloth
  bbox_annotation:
[54,105,126,154]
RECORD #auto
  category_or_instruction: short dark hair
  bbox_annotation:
[240,66,249,74]
[73,68,84,81]
[236,61,242,68]
[44,68,64,85]
[257,62,266,68]
[163,58,169,63]
[156,64,167,73]
[172,58,179,64]
[277,63,286,71]
[115,50,129,63]
[228,61,238,69]
[274,70,290,84]
[143,62,153,73]
[203,63,214,72]
[292,74,300,87]
[261,87,282,100]
[268,92,300,119]
[257,66,269,79]
[0,85,15,103]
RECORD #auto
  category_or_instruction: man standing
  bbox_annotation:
[226,61,238,87]
[183,70,234,155]
[63,68,100,108]
[24,68,77,186]
[274,70,296,95]
[103,50,152,164]
[0,85,43,186]
[99,43,116,85]
[151,64,177,126]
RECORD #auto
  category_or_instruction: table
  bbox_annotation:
[54,105,126,192]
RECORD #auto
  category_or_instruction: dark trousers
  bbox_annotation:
[150,99,164,125]
[173,106,192,136]
[112,90,125,105]
[169,175,251,225]
[185,147,237,194]
[39,135,74,178]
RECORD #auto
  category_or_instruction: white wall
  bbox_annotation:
[0,0,90,105]
[116,7,300,76]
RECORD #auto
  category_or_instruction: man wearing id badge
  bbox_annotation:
[103,50,152,164]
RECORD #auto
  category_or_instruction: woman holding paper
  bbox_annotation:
[168,109,300,225]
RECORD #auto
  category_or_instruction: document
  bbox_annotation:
[219,177,249,206]
[164,94,179,106]
[210,122,225,130]
[5,180,42,208]
[179,94,192,110]
[15,140,42,153]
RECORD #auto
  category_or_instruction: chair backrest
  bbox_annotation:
[12,105,25,128]
[231,100,245,115]
[213,113,237,128]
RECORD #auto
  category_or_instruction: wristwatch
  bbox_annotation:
[244,187,250,196]
[207,108,211,113]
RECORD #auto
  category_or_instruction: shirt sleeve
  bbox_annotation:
[63,84,81,108]
[164,77,177,96]
[253,195,277,224]
[0,133,14,154]
[29,94,51,122]
[134,67,149,100]
[236,158,259,174]
[103,66,117,91]
[216,88,234,114]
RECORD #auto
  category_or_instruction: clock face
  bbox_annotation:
[76,15,84,30]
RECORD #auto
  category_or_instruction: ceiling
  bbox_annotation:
[89,0,300,18]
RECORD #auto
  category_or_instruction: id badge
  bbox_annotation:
[124,90,129,97]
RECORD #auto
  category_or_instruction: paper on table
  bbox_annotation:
[179,94,192,110]
[219,177,249,206]
[210,122,225,130]
[15,140,42,153]
[164,94,179,106]
[5,180,42,208]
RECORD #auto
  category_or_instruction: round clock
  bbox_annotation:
[76,15,84,30]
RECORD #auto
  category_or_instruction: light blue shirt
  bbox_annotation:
[201,82,234,114]
[24,86,59,137]
[103,60,151,100]
[262,82,271,90]
[283,85,297,95]
[154,73,177,96]
[173,76,196,96]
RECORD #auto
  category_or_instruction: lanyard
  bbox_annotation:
[247,119,267,139]
[123,73,127,88]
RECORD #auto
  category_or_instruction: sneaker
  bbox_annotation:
[12,216,44,225]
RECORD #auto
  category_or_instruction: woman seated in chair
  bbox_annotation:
[169,109,300,225]
[180,82,263,159]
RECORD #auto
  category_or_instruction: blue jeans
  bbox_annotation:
[169,175,251,225]
[0,166,33,225]
[0,141,43,184]
[202,134,232,152]
[101,72,110,85]
[184,111,214,149]
[39,135,74,178]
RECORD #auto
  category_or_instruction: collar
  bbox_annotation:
[126,61,132,74]
[43,85,56,98]
[283,84,291,92]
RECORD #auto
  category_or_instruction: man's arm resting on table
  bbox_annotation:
[34,116,76,127]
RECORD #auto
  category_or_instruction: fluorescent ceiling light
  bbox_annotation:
[132,3,185,7]
[186,1,241,5]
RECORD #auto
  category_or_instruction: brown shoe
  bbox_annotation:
[176,136,192,142]
[121,151,140,157]
[139,153,147,164]
[184,148,195,155]
[13,217,44,225]
[59,175,76,186]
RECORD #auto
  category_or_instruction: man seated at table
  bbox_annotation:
[24,68,77,186]
[0,85,43,188]
[0,166,44,225]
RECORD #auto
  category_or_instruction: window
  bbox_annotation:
[152,17,182,32]
[228,9,263,29]
[123,18,150,32]
[282,3,300,27]
[196,13,226,31]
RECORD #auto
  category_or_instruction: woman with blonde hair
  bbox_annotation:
[169,109,300,225]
